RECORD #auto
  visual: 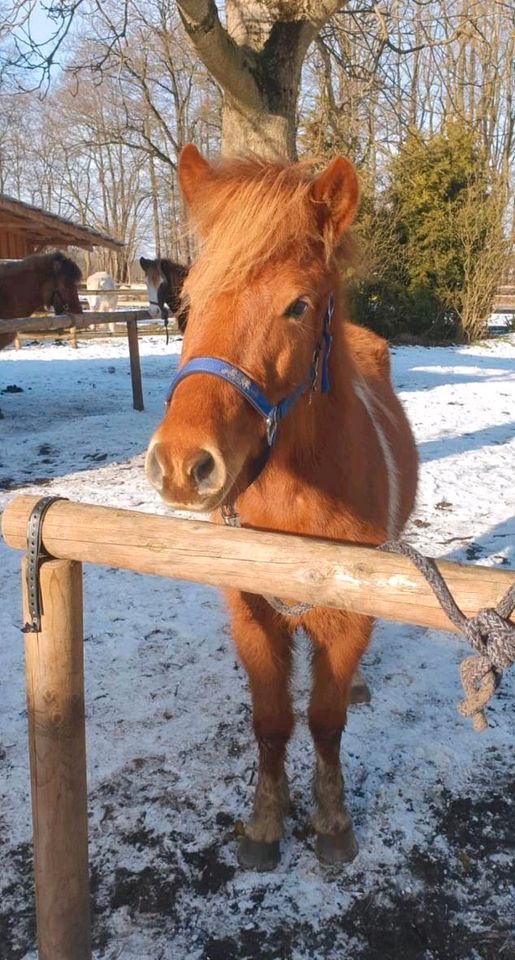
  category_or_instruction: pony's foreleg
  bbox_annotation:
[306,609,373,865]
[349,665,371,704]
[226,591,294,871]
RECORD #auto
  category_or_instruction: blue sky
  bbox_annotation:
[24,3,54,44]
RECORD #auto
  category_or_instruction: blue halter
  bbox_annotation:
[166,294,334,447]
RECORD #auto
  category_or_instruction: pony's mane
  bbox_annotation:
[0,253,51,277]
[0,251,81,282]
[184,156,345,311]
[160,258,189,284]
[52,252,82,283]
[160,257,188,271]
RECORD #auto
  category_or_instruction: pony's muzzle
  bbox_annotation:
[145,440,227,506]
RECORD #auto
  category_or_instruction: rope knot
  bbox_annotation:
[380,540,515,732]
[457,656,499,733]
[464,608,515,671]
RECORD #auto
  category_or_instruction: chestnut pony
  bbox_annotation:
[146,145,418,870]
[0,251,82,351]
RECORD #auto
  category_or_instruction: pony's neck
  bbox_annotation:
[19,287,49,317]
[1,283,46,319]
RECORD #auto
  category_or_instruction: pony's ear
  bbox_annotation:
[140,256,151,270]
[311,157,359,242]
[179,144,211,207]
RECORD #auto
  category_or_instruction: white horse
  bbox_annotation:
[86,272,118,332]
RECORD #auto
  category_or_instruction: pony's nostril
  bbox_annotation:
[145,442,165,491]
[190,450,216,491]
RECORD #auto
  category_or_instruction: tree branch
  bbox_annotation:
[266,1,350,62]
[268,1,350,29]
[176,0,261,106]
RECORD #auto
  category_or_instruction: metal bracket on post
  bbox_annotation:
[22,496,68,634]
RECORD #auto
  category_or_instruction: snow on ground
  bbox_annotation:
[0,333,514,960]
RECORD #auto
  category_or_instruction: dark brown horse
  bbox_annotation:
[146,146,418,871]
[0,251,82,350]
[140,256,189,332]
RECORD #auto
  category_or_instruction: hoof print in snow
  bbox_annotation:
[465,543,485,560]
[183,844,235,893]
[110,865,183,917]
[83,451,108,462]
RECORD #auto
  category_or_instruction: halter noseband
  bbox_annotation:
[166,294,334,448]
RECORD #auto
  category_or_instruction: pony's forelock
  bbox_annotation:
[183,156,346,312]
[56,254,82,284]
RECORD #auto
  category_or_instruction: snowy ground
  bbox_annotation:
[0,333,514,960]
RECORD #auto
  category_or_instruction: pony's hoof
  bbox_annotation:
[237,836,280,871]
[349,678,371,705]
[316,825,358,865]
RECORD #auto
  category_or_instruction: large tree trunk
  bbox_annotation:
[221,2,303,157]
[222,98,295,158]
[177,1,346,159]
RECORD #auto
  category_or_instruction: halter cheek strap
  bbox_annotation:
[166,293,334,448]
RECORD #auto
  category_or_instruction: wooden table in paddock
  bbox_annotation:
[0,309,149,411]
[2,495,514,960]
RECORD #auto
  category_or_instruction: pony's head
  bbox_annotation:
[146,145,359,511]
[44,252,83,314]
[140,256,165,319]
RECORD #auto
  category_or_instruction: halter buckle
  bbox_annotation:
[221,504,241,527]
[265,409,278,445]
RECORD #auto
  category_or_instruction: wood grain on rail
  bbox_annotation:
[3,495,514,634]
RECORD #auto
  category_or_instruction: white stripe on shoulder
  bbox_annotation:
[353,375,400,539]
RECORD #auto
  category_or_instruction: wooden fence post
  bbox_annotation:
[126,317,144,411]
[21,558,91,960]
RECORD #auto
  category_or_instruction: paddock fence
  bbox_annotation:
[2,494,514,960]
[0,309,153,410]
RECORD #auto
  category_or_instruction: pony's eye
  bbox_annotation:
[284,299,308,319]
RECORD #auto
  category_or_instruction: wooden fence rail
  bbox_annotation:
[79,287,149,299]
[2,494,514,960]
[3,495,515,633]
[0,307,149,335]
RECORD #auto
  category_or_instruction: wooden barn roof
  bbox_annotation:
[0,194,124,251]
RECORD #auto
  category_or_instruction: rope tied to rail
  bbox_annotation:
[222,505,514,730]
[381,541,515,732]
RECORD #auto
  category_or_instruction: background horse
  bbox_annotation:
[140,256,189,332]
[0,251,82,350]
[86,271,118,311]
[145,146,418,871]
[86,270,118,333]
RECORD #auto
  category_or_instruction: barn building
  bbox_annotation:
[0,194,122,259]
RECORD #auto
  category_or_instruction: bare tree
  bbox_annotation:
[2,0,512,310]
[2,1,350,157]
[176,1,351,157]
